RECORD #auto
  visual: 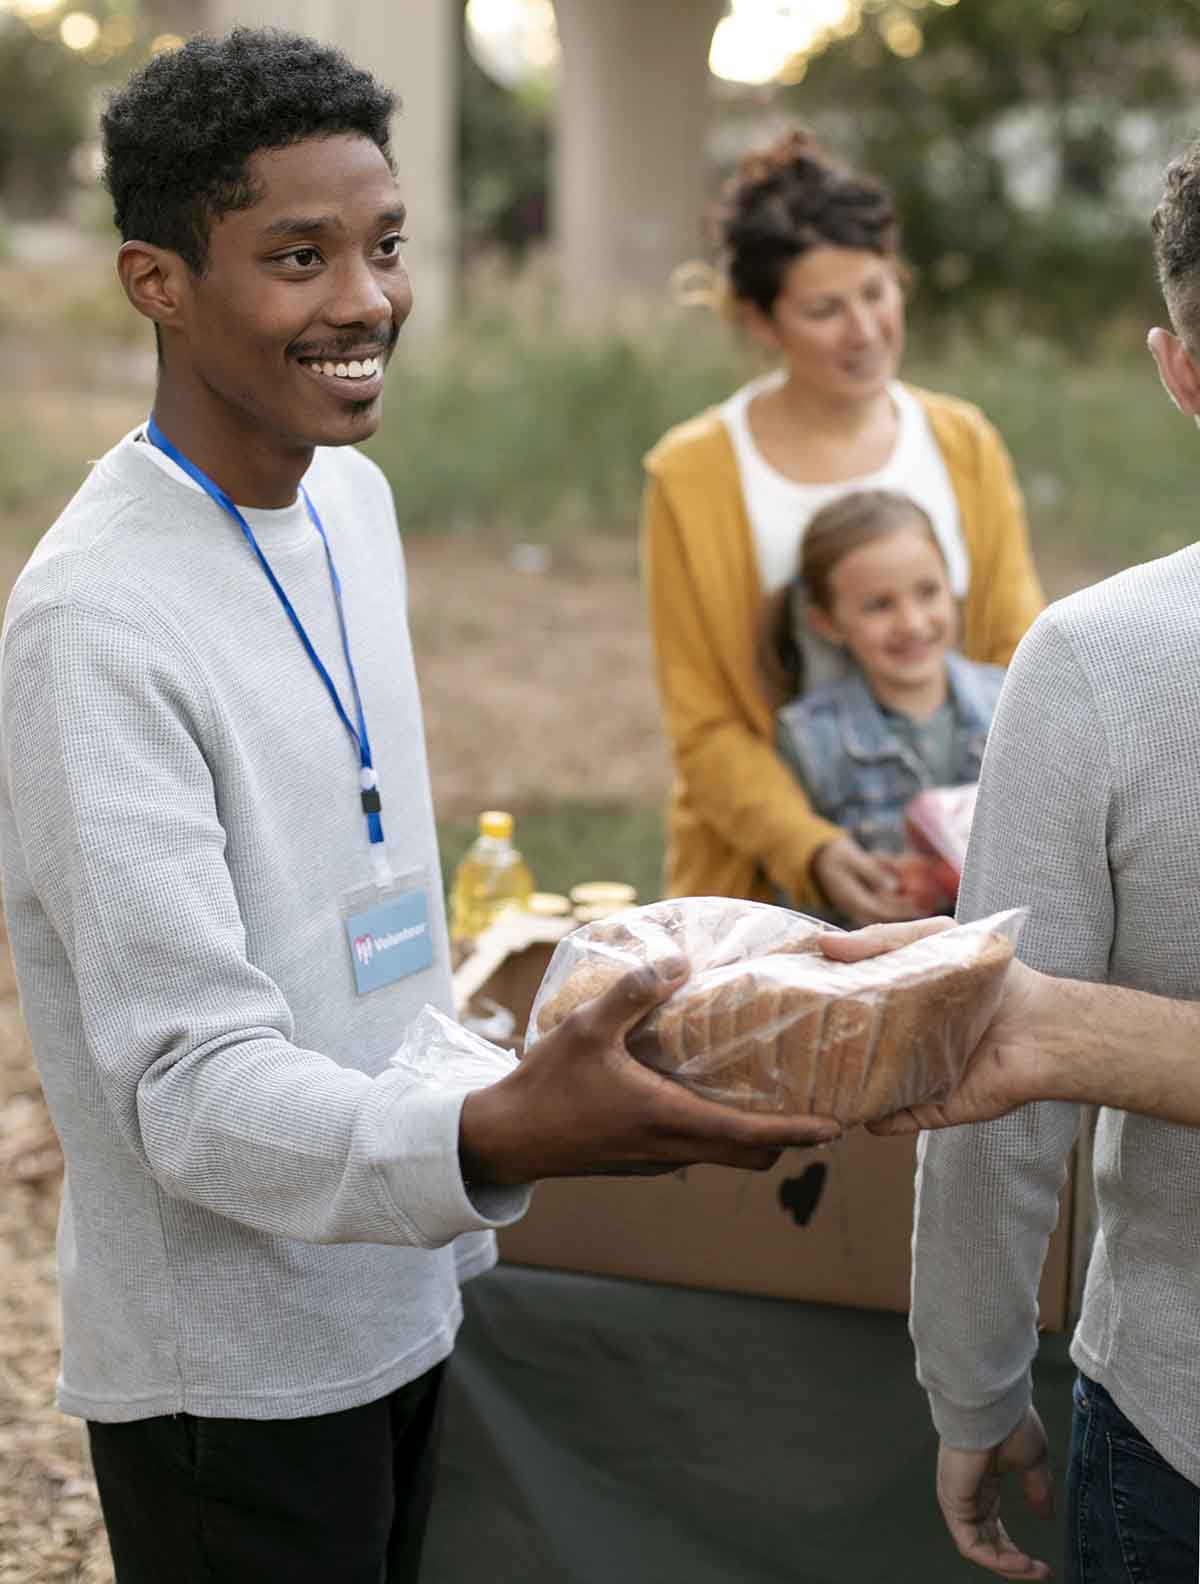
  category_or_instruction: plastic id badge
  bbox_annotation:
[341,866,435,995]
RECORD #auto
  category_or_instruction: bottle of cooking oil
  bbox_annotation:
[449,810,534,948]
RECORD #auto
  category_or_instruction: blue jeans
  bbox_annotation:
[1067,1373,1199,1583]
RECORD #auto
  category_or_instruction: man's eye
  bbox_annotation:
[377,233,408,258]
[286,247,321,269]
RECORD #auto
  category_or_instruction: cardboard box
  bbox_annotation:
[452,916,569,1052]
[459,923,1089,1333]
[498,1134,1083,1331]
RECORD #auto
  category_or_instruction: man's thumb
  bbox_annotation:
[589,954,689,1039]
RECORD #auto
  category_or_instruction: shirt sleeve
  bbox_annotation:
[1,599,529,1248]
[910,612,1111,1448]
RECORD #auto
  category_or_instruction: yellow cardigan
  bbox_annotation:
[640,384,1045,909]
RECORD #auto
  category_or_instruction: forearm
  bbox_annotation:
[1029,973,1200,1123]
[913,1101,1080,1448]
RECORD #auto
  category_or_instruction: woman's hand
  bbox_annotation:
[811,835,927,926]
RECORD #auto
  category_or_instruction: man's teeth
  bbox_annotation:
[305,356,381,379]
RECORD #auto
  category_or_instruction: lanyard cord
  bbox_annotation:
[144,415,384,847]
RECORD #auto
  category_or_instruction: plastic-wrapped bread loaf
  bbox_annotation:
[527,897,1023,1125]
[532,899,830,1033]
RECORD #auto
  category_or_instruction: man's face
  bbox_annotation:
[173,133,410,456]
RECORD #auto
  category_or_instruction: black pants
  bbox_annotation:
[87,1362,446,1583]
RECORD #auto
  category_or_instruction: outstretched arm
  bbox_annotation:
[822,925,1200,1131]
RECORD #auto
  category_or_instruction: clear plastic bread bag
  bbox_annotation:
[526,897,1026,1126]
[388,1004,518,1090]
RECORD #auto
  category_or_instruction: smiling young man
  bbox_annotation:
[0,31,839,1583]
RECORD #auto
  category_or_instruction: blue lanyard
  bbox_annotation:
[145,415,385,851]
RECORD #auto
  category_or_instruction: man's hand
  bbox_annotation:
[937,1410,1054,1579]
[818,918,1052,1134]
[459,957,841,1185]
[811,835,929,926]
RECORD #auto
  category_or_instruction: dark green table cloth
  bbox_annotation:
[421,1265,1074,1583]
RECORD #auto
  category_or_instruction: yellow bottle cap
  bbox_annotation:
[569,881,637,909]
[525,892,572,917]
[478,810,514,840]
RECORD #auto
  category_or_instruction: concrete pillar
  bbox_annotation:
[204,0,458,333]
[553,0,724,318]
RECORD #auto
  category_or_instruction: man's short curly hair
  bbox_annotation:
[712,128,900,316]
[101,28,396,274]
[1152,142,1200,345]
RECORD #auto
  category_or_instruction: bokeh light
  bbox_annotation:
[881,12,923,55]
[4,0,63,19]
[465,0,559,91]
[709,1,864,87]
[59,10,99,51]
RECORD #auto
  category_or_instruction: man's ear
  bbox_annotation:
[116,240,191,332]
[1147,325,1200,417]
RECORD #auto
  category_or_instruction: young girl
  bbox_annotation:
[765,489,1004,915]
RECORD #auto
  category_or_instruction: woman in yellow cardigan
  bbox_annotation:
[642,130,1044,922]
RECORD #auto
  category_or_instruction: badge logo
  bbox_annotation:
[353,933,375,967]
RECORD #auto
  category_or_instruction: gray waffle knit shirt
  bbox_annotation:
[911,543,1200,1483]
[0,430,528,1423]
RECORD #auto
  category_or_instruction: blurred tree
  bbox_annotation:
[770,0,1200,342]
[0,15,92,216]
[458,12,550,260]
[0,2,150,222]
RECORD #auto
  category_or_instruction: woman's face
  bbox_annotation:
[748,246,904,405]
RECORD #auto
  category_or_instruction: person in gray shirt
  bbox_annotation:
[821,146,1200,1583]
[1,30,839,1584]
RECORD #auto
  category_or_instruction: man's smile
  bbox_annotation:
[296,351,386,398]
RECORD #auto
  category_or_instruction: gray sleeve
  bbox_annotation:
[2,601,526,1248]
[911,614,1110,1448]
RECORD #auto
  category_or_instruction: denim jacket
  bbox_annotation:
[775,651,1005,854]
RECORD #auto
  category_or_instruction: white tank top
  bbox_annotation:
[719,370,968,597]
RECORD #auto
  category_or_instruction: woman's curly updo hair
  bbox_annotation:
[101,27,396,275]
[1151,141,1200,346]
[713,129,901,317]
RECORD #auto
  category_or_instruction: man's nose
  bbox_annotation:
[325,256,403,331]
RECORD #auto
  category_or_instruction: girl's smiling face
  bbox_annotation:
[807,523,957,706]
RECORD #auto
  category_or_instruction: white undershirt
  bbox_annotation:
[719,370,967,597]
[133,426,313,550]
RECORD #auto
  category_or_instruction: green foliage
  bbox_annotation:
[458,33,549,257]
[365,284,757,540]
[439,800,666,905]
[366,287,1200,573]
[777,0,1200,341]
[0,16,92,213]
[0,4,155,220]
